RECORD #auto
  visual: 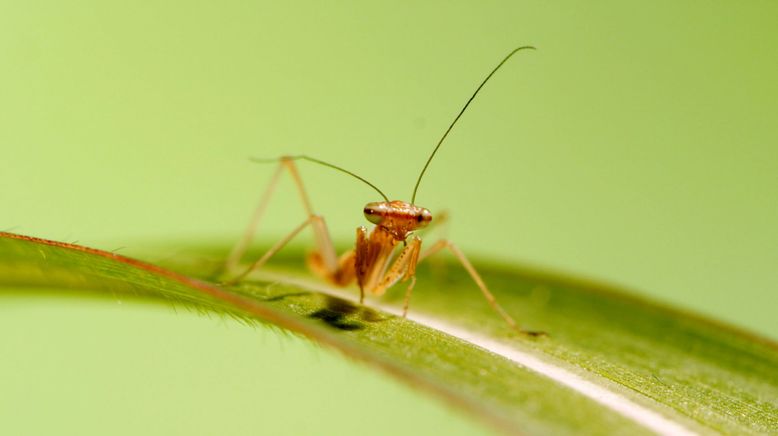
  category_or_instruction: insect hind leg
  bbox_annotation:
[223,156,339,281]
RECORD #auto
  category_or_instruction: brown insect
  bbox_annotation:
[224,46,538,335]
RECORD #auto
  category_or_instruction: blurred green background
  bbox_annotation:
[2,1,777,434]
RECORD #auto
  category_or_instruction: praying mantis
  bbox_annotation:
[223,46,540,336]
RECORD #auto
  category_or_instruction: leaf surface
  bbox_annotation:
[1,232,776,435]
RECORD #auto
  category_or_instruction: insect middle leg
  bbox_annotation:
[419,239,537,335]
[223,157,344,284]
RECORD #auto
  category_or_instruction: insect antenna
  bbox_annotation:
[410,45,535,204]
[251,155,390,202]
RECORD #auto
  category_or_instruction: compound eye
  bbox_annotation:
[416,210,432,228]
[363,207,382,225]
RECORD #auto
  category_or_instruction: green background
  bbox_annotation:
[1,1,776,434]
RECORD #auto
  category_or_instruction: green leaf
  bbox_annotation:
[1,232,776,435]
